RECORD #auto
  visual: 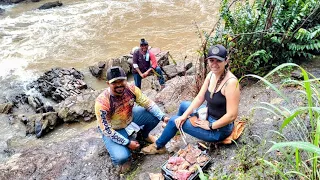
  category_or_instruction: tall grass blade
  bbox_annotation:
[284,171,310,180]
[262,160,288,180]
[295,148,301,171]
[281,107,320,131]
[240,74,289,102]
[267,142,320,155]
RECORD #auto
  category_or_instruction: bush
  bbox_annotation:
[242,63,320,179]
[200,0,320,77]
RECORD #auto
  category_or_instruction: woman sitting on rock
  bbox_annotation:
[141,44,240,154]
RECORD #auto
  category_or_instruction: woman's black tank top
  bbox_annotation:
[205,76,236,119]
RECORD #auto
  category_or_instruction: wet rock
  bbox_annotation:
[38,1,62,10]
[151,76,197,114]
[55,90,103,123]
[161,63,189,79]
[0,103,13,114]
[155,51,170,67]
[11,94,28,106]
[9,0,25,3]
[186,66,196,75]
[28,68,91,103]
[89,61,105,78]
[21,112,59,137]
[27,96,43,110]
[0,128,120,180]
[0,0,12,5]
[141,76,161,91]
[0,8,4,14]
[34,112,59,138]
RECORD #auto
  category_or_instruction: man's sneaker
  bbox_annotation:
[141,143,166,155]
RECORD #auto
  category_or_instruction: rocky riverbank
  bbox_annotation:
[0,54,319,179]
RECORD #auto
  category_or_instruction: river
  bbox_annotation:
[0,0,220,90]
[0,0,220,163]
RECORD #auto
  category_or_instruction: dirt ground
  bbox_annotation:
[125,58,320,180]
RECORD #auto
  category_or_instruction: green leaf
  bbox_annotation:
[267,141,320,155]
[196,164,208,180]
[262,160,288,180]
[239,74,289,102]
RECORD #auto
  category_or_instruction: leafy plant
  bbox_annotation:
[199,0,320,78]
[240,63,320,179]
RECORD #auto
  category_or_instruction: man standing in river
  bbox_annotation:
[95,66,169,173]
[132,38,166,90]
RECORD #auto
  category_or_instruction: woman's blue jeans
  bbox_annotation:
[99,106,160,165]
[133,66,165,89]
[155,101,234,149]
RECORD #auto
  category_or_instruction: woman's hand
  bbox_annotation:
[175,116,187,129]
[195,120,211,130]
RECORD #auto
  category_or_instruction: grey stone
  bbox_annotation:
[0,103,13,114]
[38,1,62,10]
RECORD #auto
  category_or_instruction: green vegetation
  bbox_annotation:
[195,0,320,179]
[240,63,320,179]
[198,0,319,78]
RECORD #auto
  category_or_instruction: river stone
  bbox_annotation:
[0,103,13,114]
[22,112,58,137]
[28,68,90,103]
[9,0,25,3]
[56,90,102,123]
[34,112,58,138]
[0,8,4,14]
[0,128,121,180]
[155,51,170,67]
[153,76,197,114]
[38,1,62,10]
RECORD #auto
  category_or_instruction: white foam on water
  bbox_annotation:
[0,0,212,83]
[0,4,15,10]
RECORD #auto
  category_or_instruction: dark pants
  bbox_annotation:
[133,66,165,89]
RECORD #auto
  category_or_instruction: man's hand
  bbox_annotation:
[127,140,140,150]
[163,116,170,123]
[141,72,148,78]
[142,70,150,78]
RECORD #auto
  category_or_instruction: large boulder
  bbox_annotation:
[55,90,103,123]
[0,128,120,180]
[28,68,90,103]
[146,76,197,114]
[89,61,105,78]
[161,61,192,79]
[89,57,131,80]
